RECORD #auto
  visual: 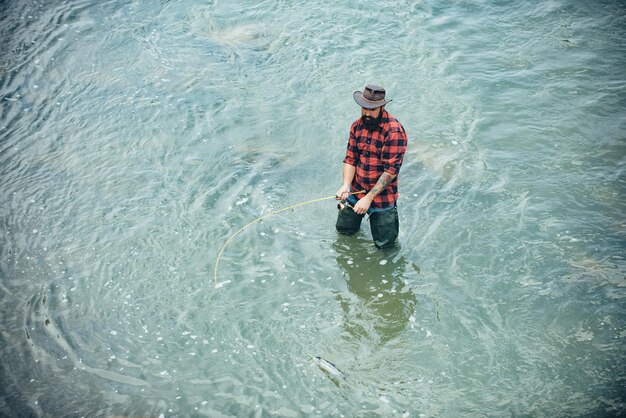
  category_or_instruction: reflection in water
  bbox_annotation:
[333,236,418,346]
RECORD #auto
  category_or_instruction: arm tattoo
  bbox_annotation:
[369,172,394,197]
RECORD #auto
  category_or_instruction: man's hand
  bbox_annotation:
[336,184,351,201]
[353,195,372,215]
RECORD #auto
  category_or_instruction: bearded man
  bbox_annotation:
[335,84,408,249]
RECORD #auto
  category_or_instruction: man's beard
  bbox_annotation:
[361,111,383,129]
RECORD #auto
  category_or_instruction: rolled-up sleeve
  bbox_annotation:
[382,123,407,176]
[343,123,359,166]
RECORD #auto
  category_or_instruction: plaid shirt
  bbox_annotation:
[343,110,408,209]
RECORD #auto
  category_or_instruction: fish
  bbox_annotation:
[311,355,347,381]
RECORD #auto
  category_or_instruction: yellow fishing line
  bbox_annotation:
[213,191,364,288]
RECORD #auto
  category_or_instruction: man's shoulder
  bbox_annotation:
[383,111,402,124]
[383,112,406,133]
[349,118,360,132]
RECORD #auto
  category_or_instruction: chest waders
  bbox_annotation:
[336,204,399,249]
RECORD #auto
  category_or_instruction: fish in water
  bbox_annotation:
[311,356,347,381]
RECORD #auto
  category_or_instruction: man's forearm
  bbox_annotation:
[342,163,356,187]
[366,172,395,200]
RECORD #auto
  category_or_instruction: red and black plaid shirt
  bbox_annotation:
[343,110,408,209]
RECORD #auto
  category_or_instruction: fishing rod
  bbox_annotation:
[213,190,364,288]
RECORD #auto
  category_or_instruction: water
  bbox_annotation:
[1,0,624,416]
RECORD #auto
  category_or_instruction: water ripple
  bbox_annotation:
[1,0,625,416]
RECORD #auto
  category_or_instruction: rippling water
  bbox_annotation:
[1,0,624,416]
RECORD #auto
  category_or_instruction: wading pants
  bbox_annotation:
[336,205,399,249]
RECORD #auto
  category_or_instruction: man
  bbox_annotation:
[336,84,408,249]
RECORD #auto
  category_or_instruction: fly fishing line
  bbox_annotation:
[213,191,364,288]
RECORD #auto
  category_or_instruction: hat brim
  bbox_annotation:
[353,91,391,109]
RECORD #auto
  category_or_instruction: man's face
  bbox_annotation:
[361,106,382,118]
[360,106,383,129]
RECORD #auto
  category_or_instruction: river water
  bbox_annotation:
[1,0,624,416]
